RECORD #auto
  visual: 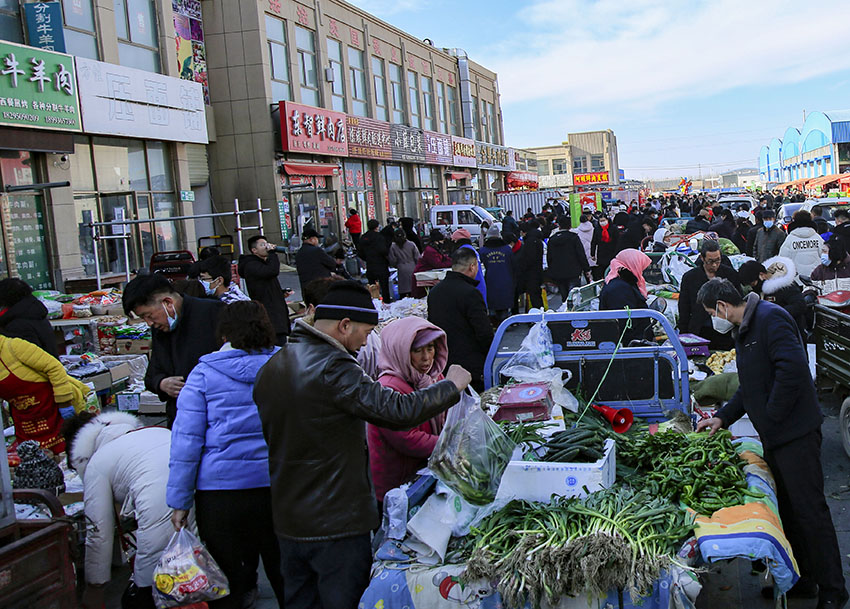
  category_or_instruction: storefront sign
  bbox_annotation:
[367,191,377,219]
[451,136,476,168]
[179,190,194,202]
[278,197,291,240]
[0,41,80,131]
[573,171,609,186]
[346,115,391,160]
[476,142,515,172]
[280,101,347,156]
[390,124,425,163]
[23,2,66,53]
[1,193,52,289]
[423,130,452,166]
[75,56,206,143]
[382,182,390,213]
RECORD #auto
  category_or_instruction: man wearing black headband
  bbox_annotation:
[254,280,471,609]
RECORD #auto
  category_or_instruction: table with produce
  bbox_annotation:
[359,338,797,609]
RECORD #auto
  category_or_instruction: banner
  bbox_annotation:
[280,101,348,156]
[573,171,609,186]
[23,2,66,53]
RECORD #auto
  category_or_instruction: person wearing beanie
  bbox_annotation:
[451,228,487,302]
[738,257,807,338]
[12,439,64,493]
[357,219,392,303]
[254,280,471,609]
[478,225,516,323]
[753,208,786,263]
[411,229,452,298]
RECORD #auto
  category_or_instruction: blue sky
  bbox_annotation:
[350,0,850,179]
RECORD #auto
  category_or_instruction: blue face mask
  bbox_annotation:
[162,302,178,331]
[199,279,216,296]
[822,253,832,266]
[763,220,774,229]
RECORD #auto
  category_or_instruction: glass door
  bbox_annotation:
[98,191,138,275]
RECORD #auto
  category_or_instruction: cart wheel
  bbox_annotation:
[840,398,850,459]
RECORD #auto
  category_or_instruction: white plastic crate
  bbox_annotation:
[496,438,616,503]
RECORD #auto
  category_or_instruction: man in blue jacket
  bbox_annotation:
[696,279,847,609]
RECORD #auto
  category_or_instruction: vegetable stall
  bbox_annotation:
[358,310,799,609]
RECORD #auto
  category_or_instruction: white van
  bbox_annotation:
[430,205,500,240]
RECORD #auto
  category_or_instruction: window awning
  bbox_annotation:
[446,171,472,181]
[282,162,340,176]
[807,173,843,189]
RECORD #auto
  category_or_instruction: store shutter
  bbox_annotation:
[186,144,209,186]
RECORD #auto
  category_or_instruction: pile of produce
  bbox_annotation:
[460,485,695,606]
[541,427,606,462]
[706,349,736,374]
[619,429,764,514]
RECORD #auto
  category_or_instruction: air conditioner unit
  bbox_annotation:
[325,67,334,82]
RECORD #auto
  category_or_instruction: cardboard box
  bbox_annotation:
[86,371,113,393]
[137,391,166,415]
[106,362,131,383]
[116,338,151,355]
[496,438,616,503]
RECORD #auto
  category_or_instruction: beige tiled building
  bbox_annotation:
[524,130,621,191]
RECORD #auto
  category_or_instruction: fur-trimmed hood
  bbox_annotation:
[761,255,797,295]
[69,411,143,479]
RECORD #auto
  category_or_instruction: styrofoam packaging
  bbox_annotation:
[496,438,616,503]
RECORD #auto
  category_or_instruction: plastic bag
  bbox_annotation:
[152,528,229,608]
[500,320,554,380]
[661,252,693,290]
[428,388,515,506]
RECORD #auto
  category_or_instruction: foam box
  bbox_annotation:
[496,438,616,503]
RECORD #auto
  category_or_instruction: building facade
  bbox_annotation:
[202,0,512,245]
[759,110,850,186]
[524,129,620,191]
[0,0,211,290]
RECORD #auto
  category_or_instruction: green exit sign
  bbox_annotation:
[180,190,195,202]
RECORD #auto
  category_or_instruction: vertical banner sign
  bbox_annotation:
[366,191,376,220]
[23,2,66,53]
[278,197,291,240]
[0,40,80,131]
[382,182,390,214]
[172,0,209,104]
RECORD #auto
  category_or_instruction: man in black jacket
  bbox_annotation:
[738,257,807,338]
[0,278,58,358]
[357,219,392,302]
[123,273,223,428]
[677,240,741,350]
[238,235,291,345]
[697,280,847,609]
[515,220,545,310]
[547,215,590,301]
[832,209,850,243]
[295,227,337,292]
[684,208,711,233]
[254,281,470,609]
[428,247,494,390]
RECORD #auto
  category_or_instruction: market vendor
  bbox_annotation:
[0,278,59,358]
[696,279,848,609]
[253,280,471,609]
[678,240,741,350]
[0,334,91,454]
[123,273,224,428]
[368,316,449,506]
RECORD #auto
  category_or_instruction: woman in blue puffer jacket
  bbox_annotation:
[166,300,283,609]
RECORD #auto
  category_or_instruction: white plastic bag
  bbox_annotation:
[500,320,554,380]
[152,528,229,608]
[661,252,693,290]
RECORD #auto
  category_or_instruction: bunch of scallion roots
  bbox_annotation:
[459,486,694,607]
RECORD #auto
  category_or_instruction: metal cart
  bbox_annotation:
[483,309,691,420]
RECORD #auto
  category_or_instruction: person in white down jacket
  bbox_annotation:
[64,411,175,609]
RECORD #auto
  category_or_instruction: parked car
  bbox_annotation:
[716,193,757,210]
[778,202,804,229]
[798,198,850,228]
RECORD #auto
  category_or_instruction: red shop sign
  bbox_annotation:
[367,191,377,219]
[280,101,348,157]
[347,116,392,160]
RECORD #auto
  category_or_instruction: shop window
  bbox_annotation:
[0,0,22,43]
[538,159,550,176]
[61,0,98,59]
[407,71,420,128]
[480,99,489,143]
[295,25,319,106]
[326,38,345,112]
[421,76,434,131]
[114,0,160,73]
[447,86,459,136]
[487,102,498,144]
[347,46,368,117]
[591,154,604,172]
[389,63,405,124]
[372,57,387,121]
[342,159,376,221]
[267,15,291,102]
[435,211,452,226]
[436,81,447,133]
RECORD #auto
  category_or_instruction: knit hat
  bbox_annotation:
[451,228,472,241]
[13,440,64,494]
[486,225,501,239]
[314,280,379,325]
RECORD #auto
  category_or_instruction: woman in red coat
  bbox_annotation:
[367,316,448,503]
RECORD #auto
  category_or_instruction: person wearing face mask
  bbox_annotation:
[738,257,807,338]
[198,255,250,303]
[367,317,450,507]
[811,235,850,293]
[591,214,619,280]
[753,209,786,262]
[253,281,470,609]
[696,279,847,609]
[123,273,224,428]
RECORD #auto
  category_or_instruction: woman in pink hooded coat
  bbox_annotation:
[367,316,448,502]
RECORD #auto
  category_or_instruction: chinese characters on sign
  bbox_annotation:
[346,116,391,160]
[390,124,425,163]
[1,194,53,290]
[451,136,476,168]
[423,130,452,166]
[280,101,348,156]
[0,40,79,131]
[23,2,66,53]
[573,171,609,186]
[476,142,516,172]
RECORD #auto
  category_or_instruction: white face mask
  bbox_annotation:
[162,301,178,331]
[199,279,216,296]
[711,303,734,334]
